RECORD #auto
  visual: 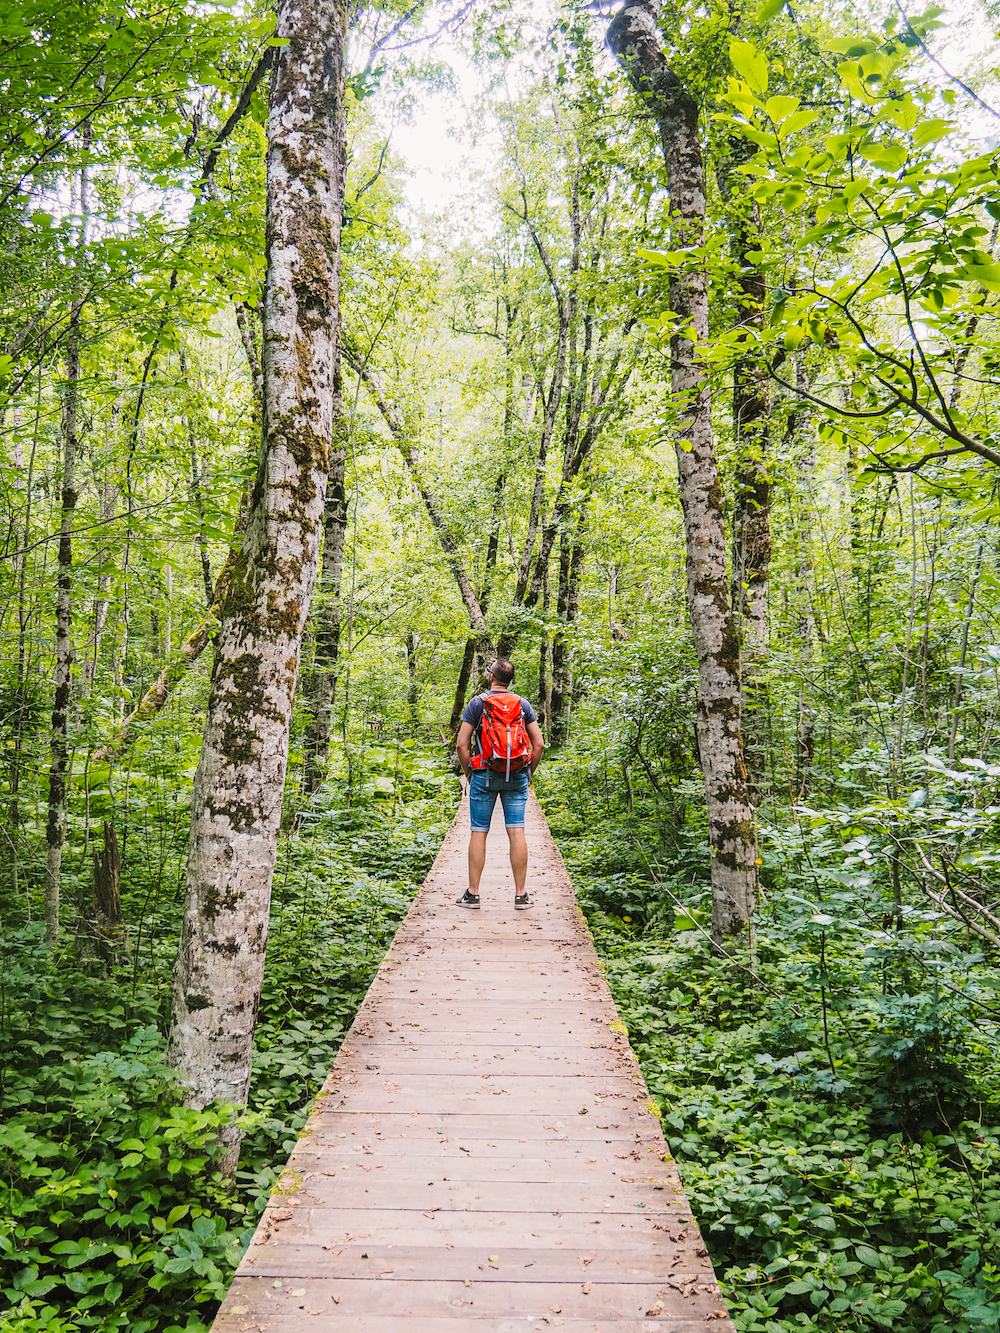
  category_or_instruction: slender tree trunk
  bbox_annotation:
[550,524,573,746]
[167,0,348,1171]
[449,637,477,736]
[405,632,419,723]
[301,350,348,793]
[538,556,551,732]
[722,155,771,807]
[608,0,756,940]
[45,298,82,944]
[790,355,817,797]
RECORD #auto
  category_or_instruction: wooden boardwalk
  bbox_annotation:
[212,791,735,1332]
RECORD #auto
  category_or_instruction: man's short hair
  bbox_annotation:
[490,657,515,685]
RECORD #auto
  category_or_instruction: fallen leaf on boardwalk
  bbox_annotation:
[646,1300,664,1316]
[488,1255,498,1262]
[582,1282,592,1294]
[707,1311,728,1321]
[309,1311,324,1316]
[357,1165,371,1172]
[230,1309,248,1316]
[620,1176,634,1183]
[586,1157,597,1163]
[332,1248,343,1255]
[549,1305,562,1313]
[331,1295,341,1304]
[378,1268,393,1275]
[579,1107,588,1114]
[239,1324,258,1331]
[289,1288,306,1296]
[464,1280,472,1288]
[422,1210,437,1219]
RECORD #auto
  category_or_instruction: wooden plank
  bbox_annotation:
[210,793,734,1332]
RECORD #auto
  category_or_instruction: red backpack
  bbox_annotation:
[469,691,531,779]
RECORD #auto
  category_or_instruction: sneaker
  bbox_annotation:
[514,894,533,910]
[456,890,480,909]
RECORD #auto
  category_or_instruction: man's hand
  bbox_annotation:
[456,720,474,779]
[527,720,545,775]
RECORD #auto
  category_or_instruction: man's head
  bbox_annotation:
[488,657,515,687]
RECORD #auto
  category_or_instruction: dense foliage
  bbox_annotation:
[4,0,1000,1328]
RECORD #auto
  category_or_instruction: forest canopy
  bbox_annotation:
[1,0,1000,1329]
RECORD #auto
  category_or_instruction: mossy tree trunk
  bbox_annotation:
[608,0,757,941]
[166,0,349,1173]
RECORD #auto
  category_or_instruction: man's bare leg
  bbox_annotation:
[468,831,488,895]
[507,826,528,896]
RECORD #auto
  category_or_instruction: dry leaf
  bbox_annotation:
[582,1281,592,1294]
[621,1176,634,1183]
[378,1268,393,1275]
[331,1294,341,1304]
[239,1324,258,1331]
[289,1288,306,1297]
[332,1247,343,1255]
[586,1157,597,1163]
[549,1305,562,1313]
[464,1279,472,1288]
[646,1300,664,1317]
[230,1309,248,1317]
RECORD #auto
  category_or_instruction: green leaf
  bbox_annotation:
[757,0,785,20]
[730,40,768,96]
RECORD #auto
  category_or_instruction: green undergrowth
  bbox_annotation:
[538,763,1000,1333]
[0,748,457,1333]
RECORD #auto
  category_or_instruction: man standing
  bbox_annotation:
[454,658,544,910]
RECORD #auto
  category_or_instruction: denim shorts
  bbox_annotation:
[469,769,529,831]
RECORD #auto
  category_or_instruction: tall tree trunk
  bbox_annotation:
[790,354,817,797]
[727,180,770,807]
[449,637,477,736]
[301,349,348,793]
[538,556,551,732]
[166,0,348,1172]
[608,0,757,940]
[550,508,587,747]
[45,297,81,944]
[549,524,573,747]
[405,631,420,723]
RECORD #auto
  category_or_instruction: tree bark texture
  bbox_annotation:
[608,0,757,939]
[45,299,81,944]
[167,0,348,1167]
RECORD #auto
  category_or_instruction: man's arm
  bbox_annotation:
[527,720,544,775]
[456,720,475,778]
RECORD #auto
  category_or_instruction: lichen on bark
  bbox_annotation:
[607,0,757,941]
[166,0,350,1173]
